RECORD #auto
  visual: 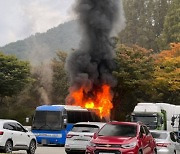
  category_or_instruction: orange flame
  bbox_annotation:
[68,84,113,118]
[85,102,95,108]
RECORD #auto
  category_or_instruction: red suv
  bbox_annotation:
[86,121,157,154]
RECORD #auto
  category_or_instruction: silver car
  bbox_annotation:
[150,130,180,154]
[65,122,105,154]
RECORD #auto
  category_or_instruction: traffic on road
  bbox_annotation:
[0,104,180,154]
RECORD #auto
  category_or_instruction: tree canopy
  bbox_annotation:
[153,43,180,103]
[0,52,31,100]
[158,0,180,49]
[119,0,171,52]
[112,43,155,120]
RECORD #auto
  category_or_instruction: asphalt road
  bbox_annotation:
[11,145,180,154]
[12,145,66,154]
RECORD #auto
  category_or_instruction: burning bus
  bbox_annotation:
[31,105,101,145]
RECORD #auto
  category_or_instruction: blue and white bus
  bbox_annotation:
[31,105,101,145]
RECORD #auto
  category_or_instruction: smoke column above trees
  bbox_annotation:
[65,0,122,116]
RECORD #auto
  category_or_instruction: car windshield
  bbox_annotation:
[98,124,137,137]
[72,124,99,133]
[32,111,62,130]
[151,132,168,139]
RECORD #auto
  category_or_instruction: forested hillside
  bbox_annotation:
[0,20,81,63]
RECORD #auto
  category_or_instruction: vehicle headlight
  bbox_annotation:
[121,142,136,149]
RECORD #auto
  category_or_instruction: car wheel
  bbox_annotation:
[27,140,36,154]
[4,140,13,153]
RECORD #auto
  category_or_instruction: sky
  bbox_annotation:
[0,0,75,47]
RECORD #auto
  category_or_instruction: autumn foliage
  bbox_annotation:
[153,43,180,103]
[154,43,180,91]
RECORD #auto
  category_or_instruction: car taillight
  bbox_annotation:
[156,143,171,147]
[66,134,79,138]
[0,131,4,135]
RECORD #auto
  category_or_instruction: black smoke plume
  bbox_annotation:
[65,0,120,104]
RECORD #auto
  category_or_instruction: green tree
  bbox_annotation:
[0,52,31,103]
[2,63,54,123]
[51,51,69,104]
[158,0,180,49]
[119,0,171,52]
[112,43,155,120]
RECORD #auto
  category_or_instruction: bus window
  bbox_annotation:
[67,111,101,123]
[76,112,83,122]
[81,111,92,122]
[67,111,74,123]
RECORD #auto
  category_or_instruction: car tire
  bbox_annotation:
[4,140,13,153]
[27,140,36,154]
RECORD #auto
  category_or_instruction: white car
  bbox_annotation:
[0,119,37,154]
[151,130,180,154]
[65,122,105,154]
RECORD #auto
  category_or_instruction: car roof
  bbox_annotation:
[0,119,17,122]
[73,122,106,128]
[107,121,139,126]
[0,119,18,124]
[0,119,19,129]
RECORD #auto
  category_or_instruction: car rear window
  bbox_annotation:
[98,124,137,137]
[151,132,168,139]
[72,124,99,133]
